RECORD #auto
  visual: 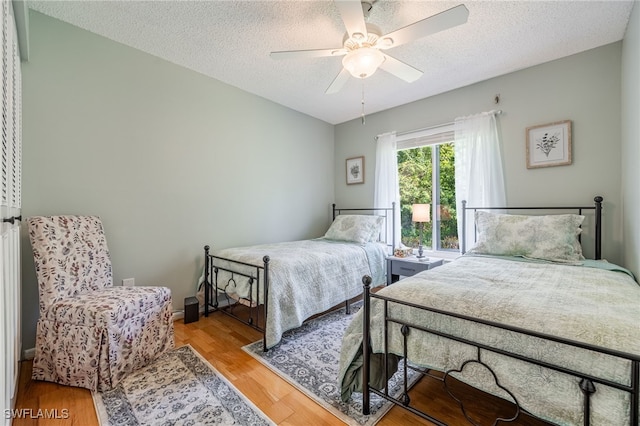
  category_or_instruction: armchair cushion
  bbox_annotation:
[43,286,172,326]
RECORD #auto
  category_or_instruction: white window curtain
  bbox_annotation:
[374,132,401,249]
[454,111,506,252]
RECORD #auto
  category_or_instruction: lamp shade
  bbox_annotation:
[412,204,431,223]
[342,47,385,79]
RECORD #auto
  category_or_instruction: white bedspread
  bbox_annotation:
[338,255,640,425]
[212,238,387,349]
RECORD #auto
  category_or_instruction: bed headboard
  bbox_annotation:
[332,203,396,252]
[461,196,603,260]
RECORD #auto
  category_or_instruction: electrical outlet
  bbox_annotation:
[122,278,135,287]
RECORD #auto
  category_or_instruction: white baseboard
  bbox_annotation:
[23,347,35,360]
[173,303,211,321]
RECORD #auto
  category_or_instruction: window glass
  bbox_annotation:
[397,142,458,252]
[438,143,458,250]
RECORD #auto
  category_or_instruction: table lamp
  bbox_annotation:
[412,204,430,259]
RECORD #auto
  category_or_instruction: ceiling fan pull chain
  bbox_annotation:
[361,80,366,125]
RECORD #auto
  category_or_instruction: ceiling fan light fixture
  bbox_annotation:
[342,47,385,79]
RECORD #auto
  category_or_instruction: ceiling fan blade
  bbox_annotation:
[379,54,423,83]
[270,48,346,60]
[325,68,351,94]
[335,0,368,39]
[381,4,469,49]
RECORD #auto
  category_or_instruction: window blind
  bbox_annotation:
[395,123,455,150]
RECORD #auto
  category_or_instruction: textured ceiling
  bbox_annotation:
[28,1,634,125]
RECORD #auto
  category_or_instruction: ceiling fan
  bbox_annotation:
[270,1,469,94]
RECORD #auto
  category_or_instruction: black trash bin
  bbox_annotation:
[184,296,199,324]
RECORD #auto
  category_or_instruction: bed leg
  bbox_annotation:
[262,256,270,353]
[630,360,639,426]
[401,324,411,406]
[204,245,210,317]
[580,379,595,426]
[362,275,372,415]
[345,300,351,315]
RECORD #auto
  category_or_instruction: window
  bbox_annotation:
[396,125,458,252]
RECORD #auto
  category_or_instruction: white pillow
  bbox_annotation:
[467,211,585,262]
[324,215,384,244]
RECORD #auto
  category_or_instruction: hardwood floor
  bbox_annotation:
[13,309,550,426]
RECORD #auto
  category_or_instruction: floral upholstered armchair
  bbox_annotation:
[27,216,174,392]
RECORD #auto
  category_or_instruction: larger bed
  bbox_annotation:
[338,196,640,425]
[203,204,395,350]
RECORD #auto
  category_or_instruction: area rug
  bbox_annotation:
[93,345,274,426]
[242,302,418,426]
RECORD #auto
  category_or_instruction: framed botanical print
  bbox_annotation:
[346,156,364,185]
[526,120,572,169]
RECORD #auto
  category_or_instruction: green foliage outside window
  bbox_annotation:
[438,144,458,249]
[397,143,458,250]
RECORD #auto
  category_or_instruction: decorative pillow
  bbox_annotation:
[324,215,384,244]
[467,211,585,262]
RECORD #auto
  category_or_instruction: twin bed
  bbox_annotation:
[203,204,395,351]
[338,196,640,425]
[203,196,639,425]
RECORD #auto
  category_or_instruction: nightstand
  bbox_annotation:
[387,256,444,285]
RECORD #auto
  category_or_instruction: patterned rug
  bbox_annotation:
[93,345,274,425]
[242,302,418,426]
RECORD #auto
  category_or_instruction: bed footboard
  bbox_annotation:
[360,275,640,426]
[203,245,270,351]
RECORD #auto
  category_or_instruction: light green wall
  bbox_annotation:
[621,2,639,279]
[335,42,624,265]
[21,11,335,350]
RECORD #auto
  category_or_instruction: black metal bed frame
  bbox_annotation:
[203,203,396,352]
[361,196,640,425]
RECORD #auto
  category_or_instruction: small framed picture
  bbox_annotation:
[526,120,572,169]
[346,156,364,185]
